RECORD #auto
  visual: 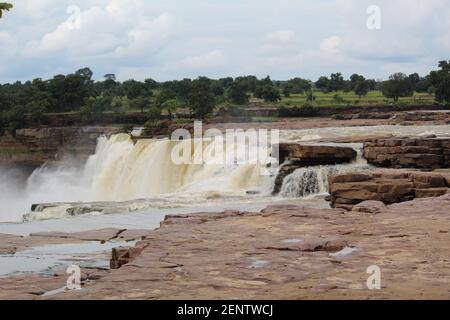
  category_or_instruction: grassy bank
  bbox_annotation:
[275,90,435,108]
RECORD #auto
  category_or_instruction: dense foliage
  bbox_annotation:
[430,60,450,104]
[0,60,446,134]
[381,73,414,102]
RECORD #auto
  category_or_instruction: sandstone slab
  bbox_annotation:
[363,137,450,169]
[329,169,450,210]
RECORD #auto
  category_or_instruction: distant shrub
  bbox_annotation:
[278,104,319,117]
[333,94,345,104]
[120,125,134,135]
[144,119,163,130]
[306,92,316,102]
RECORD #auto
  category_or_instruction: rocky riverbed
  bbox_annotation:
[2,194,450,300]
[1,112,450,300]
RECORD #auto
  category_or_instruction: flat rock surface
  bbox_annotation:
[0,228,151,254]
[4,194,445,300]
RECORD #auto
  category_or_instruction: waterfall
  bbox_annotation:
[82,134,270,201]
[278,162,370,198]
[2,133,369,222]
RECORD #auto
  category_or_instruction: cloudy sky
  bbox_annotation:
[0,0,449,82]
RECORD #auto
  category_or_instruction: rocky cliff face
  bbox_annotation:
[363,137,450,169]
[0,127,120,167]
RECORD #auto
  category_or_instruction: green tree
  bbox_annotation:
[187,78,216,119]
[147,105,162,120]
[79,96,111,123]
[255,84,281,103]
[130,96,150,113]
[354,80,370,97]
[282,84,292,98]
[144,78,159,91]
[329,73,345,91]
[0,2,12,18]
[315,76,330,92]
[408,73,420,87]
[155,89,177,108]
[415,77,432,93]
[286,78,311,94]
[122,79,150,100]
[5,105,26,134]
[351,75,370,97]
[161,99,179,120]
[47,72,91,112]
[429,60,450,104]
[111,96,130,115]
[102,74,117,97]
[227,81,249,105]
[0,113,5,135]
[381,73,414,102]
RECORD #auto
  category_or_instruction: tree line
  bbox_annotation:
[1,61,449,135]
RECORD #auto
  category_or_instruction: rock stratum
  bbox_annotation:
[329,169,450,210]
[272,144,357,194]
[363,137,450,169]
[0,127,119,167]
[1,193,450,299]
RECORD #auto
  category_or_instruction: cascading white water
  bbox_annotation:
[279,142,370,198]
[2,124,450,223]
[84,134,270,201]
[14,133,275,222]
[278,163,369,198]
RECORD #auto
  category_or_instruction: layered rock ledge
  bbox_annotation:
[272,144,357,194]
[329,169,450,210]
[0,228,150,255]
[363,137,450,169]
[0,127,119,167]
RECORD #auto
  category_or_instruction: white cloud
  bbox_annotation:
[320,36,341,54]
[24,2,174,60]
[265,30,295,44]
[15,0,56,18]
[1,0,450,82]
[173,50,226,70]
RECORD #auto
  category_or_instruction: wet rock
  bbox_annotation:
[30,228,127,242]
[352,201,386,214]
[0,228,149,256]
[110,246,146,269]
[275,144,357,165]
[10,194,446,300]
[363,137,450,169]
[272,144,357,194]
[415,188,450,198]
[0,127,120,167]
[329,169,450,210]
